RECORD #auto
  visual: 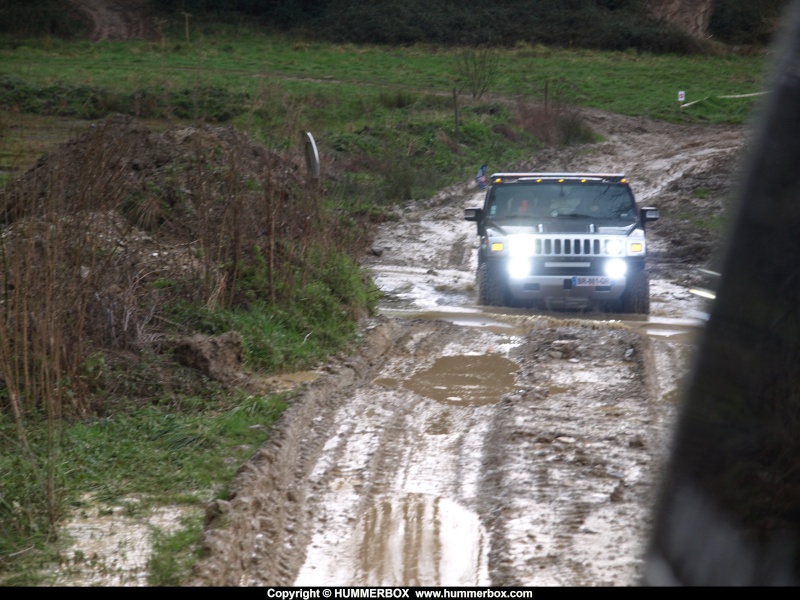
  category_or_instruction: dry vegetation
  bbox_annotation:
[0,115,368,419]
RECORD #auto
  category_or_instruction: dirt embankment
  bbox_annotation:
[67,0,158,41]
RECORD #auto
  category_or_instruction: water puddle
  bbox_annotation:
[375,354,520,406]
[265,370,320,391]
[623,316,704,345]
[381,305,704,346]
[295,493,490,586]
[380,308,516,331]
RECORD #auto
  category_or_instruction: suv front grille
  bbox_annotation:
[533,236,607,256]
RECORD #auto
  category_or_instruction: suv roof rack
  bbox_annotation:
[488,172,627,183]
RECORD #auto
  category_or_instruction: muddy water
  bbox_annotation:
[296,493,490,586]
[375,354,520,407]
[367,185,709,346]
[44,496,197,586]
[280,307,676,586]
[278,285,695,587]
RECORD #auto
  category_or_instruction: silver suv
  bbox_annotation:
[464,172,659,313]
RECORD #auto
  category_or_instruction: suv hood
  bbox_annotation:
[489,220,637,236]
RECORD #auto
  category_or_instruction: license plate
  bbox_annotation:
[572,276,611,287]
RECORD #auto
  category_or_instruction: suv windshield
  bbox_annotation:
[486,182,636,222]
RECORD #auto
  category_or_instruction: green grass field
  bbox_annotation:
[0,34,767,121]
[0,34,767,180]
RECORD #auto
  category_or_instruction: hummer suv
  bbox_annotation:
[464,172,659,313]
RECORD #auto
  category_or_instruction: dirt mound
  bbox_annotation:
[2,114,299,241]
[67,0,158,42]
[0,115,304,393]
[4,114,292,212]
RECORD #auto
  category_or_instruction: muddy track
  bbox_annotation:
[188,109,745,586]
[190,313,670,586]
[20,106,739,586]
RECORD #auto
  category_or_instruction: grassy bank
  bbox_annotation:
[0,30,767,585]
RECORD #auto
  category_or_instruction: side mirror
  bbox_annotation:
[641,207,659,223]
[464,208,482,222]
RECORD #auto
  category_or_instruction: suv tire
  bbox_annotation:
[478,262,508,306]
[620,268,650,314]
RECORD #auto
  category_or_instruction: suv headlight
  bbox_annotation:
[605,239,624,255]
[508,258,531,279]
[507,234,535,258]
[605,258,627,279]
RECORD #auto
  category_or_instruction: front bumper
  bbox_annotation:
[486,253,644,309]
[506,273,626,309]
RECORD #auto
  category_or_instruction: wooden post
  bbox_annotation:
[452,87,459,138]
[183,12,192,43]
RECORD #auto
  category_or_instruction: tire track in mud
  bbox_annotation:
[190,318,404,586]
[190,312,673,586]
[479,321,673,586]
[189,317,497,586]
[290,321,518,586]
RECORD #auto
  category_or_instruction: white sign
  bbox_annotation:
[303,131,320,179]
[678,91,686,102]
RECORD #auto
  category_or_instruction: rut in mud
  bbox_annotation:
[189,111,746,586]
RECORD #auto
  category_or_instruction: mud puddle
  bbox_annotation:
[375,354,520,407]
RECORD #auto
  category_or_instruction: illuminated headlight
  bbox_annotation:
[508,257,531,279]
[605,258,627,279]
[507,235,536,258]
[605,239,624,255]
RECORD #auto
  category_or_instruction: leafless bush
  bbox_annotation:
[454,46,500,100]
[513,79,595,146]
